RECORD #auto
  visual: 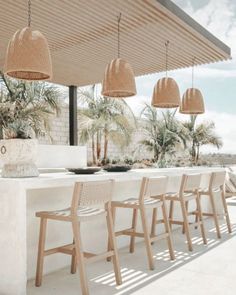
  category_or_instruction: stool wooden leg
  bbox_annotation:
[196,195,207,245]
[71,239,77,274]
[151,208,157,245]
[162,201,175,260]
[182,201,189,234]
[35,217,47,287]
[194,195,200,230]
[72,220,89,295]
[140,206,154,270]
[106,207,122,285]
[169,200,174,230]
[130,208,138,253]
[107,206,116,262]
[209,192,221,238]
[180,199,193,251]
[221,189,232,234]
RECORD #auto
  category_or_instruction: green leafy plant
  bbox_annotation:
[0,72,62,139]
[139,104,189,163]
[4,120,32,139]
[183,115,223,165]
[139,105,222,166]
[78,85,136,165]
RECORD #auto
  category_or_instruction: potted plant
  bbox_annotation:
[0,72,61,177]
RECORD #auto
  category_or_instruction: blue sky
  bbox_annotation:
[172,0,236,114]
[124,0,236,154]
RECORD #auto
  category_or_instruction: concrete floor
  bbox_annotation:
[28,198,236,295]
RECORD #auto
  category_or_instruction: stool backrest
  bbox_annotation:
[179,174,201,195]
[70,180,114,214]
[139,176,168,202]
[209,171,226,191]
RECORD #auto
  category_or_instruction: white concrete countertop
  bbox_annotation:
[0,166,224,190]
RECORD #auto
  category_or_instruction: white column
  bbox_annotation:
[0,180,27,295]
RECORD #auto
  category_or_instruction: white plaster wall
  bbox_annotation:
[36,144,87,168]
[0,181,26,295]
[39,105,152,162]
[0,144,87,170]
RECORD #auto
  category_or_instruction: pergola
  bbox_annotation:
[0,0,231,144]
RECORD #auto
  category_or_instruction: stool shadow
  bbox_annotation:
[27,217,236,295]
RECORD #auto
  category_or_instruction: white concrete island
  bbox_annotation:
[0,167,225,295]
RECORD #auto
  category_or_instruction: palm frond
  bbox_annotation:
[0,73,62,139]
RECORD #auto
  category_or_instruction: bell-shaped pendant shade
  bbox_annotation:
[4,27,52,81]
[180,88,205,114]
[102,58,136,97]
[151,77,180,108]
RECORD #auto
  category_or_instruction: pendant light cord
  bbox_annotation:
[165,41,170,77]
[192,57,196,88]
[28,0,31,27]
[117,13,121,58]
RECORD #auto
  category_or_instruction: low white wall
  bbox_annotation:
[36,144,87,169]
[0,144,87,169]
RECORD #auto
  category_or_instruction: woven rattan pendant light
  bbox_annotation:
[4,0,52,81]
[152,41,180,108]
[180,58,205,114]
[102,13,136,97]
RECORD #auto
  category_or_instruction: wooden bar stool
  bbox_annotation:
[109,176,175,271]
[198,171,232,239]
[35,180,122,295]
[166,174,207,251]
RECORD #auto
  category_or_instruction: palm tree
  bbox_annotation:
[183,115,223,164]
[77,86,101,163]
[140,104,189,165]
[0,72,61,139]
[78,85,136,165]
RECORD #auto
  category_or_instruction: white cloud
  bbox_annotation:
[173,0,236,77]
[125,95,149,114]
[171,65,236,79]
[200,111,236,154]
[178,0,236,51]
[169,0,236,154]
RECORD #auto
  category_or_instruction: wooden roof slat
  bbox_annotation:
[0,0,230,86]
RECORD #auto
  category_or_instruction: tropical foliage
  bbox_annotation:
[0,72,61,139]
[139,104,189,166]
[77,85,136,165]
[139,105,222,166]
[183,115,223,165]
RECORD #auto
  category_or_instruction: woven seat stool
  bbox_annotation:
[109,176,175,271]
[165,174,207,252]
[35,180,122,295]
[198,171,232,239]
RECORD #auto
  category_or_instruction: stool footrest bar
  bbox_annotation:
[44,243,74,256]
[150,232,169,242]
[84,251,115,264]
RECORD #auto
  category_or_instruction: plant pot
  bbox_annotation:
[0,139,39,178]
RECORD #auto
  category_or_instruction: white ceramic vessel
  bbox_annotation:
[0,138,39,177]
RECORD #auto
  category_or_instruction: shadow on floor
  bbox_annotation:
[28,207,236,295]
[227,196,236,206]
